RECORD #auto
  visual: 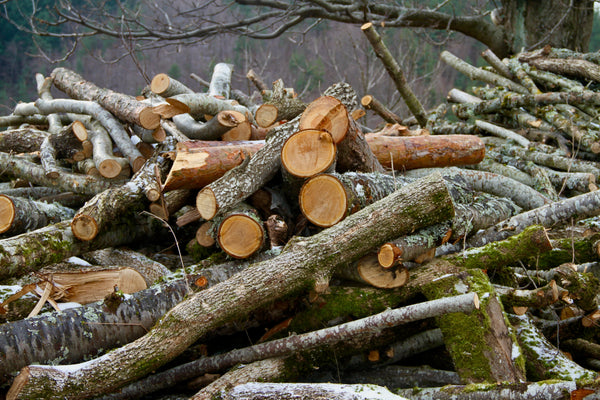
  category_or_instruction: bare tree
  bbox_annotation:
[1,0,595,59]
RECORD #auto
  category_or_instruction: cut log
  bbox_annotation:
[0,127,47,153]
[216,204,265,259]
[280,129,336,178]
[195,82,358,221]
[298,96,349,143]
[150,73,194,97]
[173,110,246,140]
[7,173,454,399]
[0,195,75,236]
[361,94,403,125]
[51,67,160,129]
[255,79,307,127]
[336,253,409,289]
[166,94,253,122]
[162,140,265,191]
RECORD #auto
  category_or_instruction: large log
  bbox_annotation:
[51,67,160,129]
[7,173,455,399]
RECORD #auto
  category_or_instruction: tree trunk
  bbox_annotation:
[501,0,594,54]
[7,173,454,399]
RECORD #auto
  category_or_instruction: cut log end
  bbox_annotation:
[71,214,99,241]
[217,214,264,258]
[281,130,336,178]
[197,188,218,220]
[299,174,347,228]
[357,255,409,289]
[222,120,252,141]
[132,156,147,173]
[377,243,402,269]
[361,22,374,31]
[150,73,171,95]
[138,107,160,130]
[0,195,16,234]
[256,103,279,128]
[196,221,216,247]
[217,110,245,129]
[72,120,88,141]
[98,159,123,179]
[299,96,349,143]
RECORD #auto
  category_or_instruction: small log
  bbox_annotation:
[0,195,75,236]
[280,129,337,178]
[173,110,247,140]
[216,204,265,259]
[480,48,514,79]
[208,62,233,98]
[335,253,409,289]
[162,140,265,191]
[51,67,160,129]
[166,94,253,122]
[378,223,451,268]
[196,221,216,247]
[88,127,127,179]
[494,280,559,311]
[0,127,47,153]
[246,69,269,93]
[255,79,307,127]
[150,73,194,97]
[361,94,403,124]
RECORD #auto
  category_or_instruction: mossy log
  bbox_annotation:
[0,151,116,196]
[509,313,597,381]
[51,67,160,129]
[195,82,358,221]
[7,173,454,399]
[0,195,75,236]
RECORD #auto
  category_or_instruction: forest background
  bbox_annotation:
[3,1,600,128]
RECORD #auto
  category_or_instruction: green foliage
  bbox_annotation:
[167,63,182,80]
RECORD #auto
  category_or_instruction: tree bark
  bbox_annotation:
[150,73,194,97]
[0,195,75,236]
[255,79,306,127]
[51,67,160,129]
[7,173,454,399]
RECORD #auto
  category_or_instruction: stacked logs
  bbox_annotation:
[1,45,600,400]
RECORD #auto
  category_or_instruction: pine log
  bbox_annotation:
[35,98,146,172]
[6,173,454,399]
[51,67,160,129]
[196,82,358,220]
[362,22,428,127]
[150,73,194,97]
[0,152,116,196]
[280,129,337,178]
[162,140,265,191]
[366,134,485,170]
[70,140,173,241]
[0,195,75,236]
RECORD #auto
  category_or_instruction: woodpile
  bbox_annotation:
[2,40,600,400]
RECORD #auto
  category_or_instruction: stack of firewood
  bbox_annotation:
[2,40,600,400]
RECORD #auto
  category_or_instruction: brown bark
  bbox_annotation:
[51,68,160,129]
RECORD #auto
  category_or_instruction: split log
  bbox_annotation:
[362,22,428,127]
[51,67,160,129]
[34,98,146,172]
[70,140,173,241]
[0,152,116,196]
[6,173,454,399]
[195,82,358,220]
[0,195,75,236]
[0,277,195,385]
[162,140,265,191]
[96,293,478,400]
[150,73,194,97]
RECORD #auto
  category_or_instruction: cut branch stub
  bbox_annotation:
[281,130,336,178]
[217,210,265,259]
[298,96,349,143]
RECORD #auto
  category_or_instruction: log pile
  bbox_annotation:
[1,39,600,399]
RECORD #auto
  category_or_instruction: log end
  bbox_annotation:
[299,174,347,227]
[281,130,336,178]
[217,214,264,258]
[196,221,216,247]
[132,156,147,173]
[139,107,161,130]
[256,104,278,128]
[0,195,16,234]
[361,22,373,31]
[98,159,123,179]
[222,121,252,142]
[197,188,218,220]
[71,214,99,241]
[71,120,88,141]
[357,255,409,289]
[150,73,171,95]
[377,243,402,269]
[299,96,349,143]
